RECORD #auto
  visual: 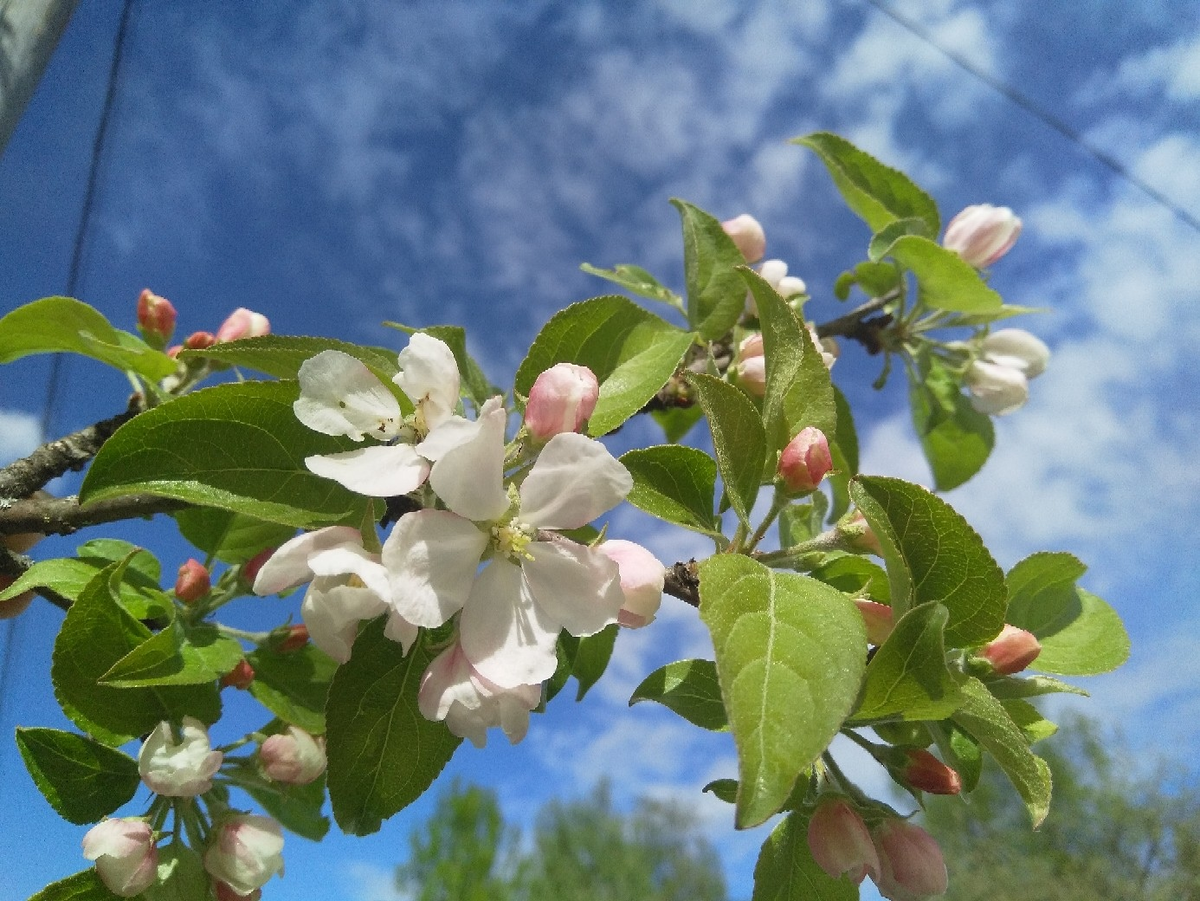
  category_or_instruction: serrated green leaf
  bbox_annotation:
[241,773,330,841]
[850,476,1006,647]
[808,554,890,603]
[76,539,161,581]
[868,217,932,261]
[326,621,461,834]
[180,334,401,384]
[880,235,1002,313]
[514,295,694,435]
[572,624,618,701]
[173,507,298,564]
[687,373,767,529]
[984,674,1089,700]
[81,380,371,529]
[703,778,739,804]
[778,495,829,548]
[143,843,208,901]
[580,262,683,308]
[630,658,728,731]
[28,869,119,901]
[938,304,1046,327]
[909,352,994,490]
[0,555,171,620]
[619,445,717,534]
[100,621,244,687]
[933,720,983,793]
[795,132,940,236]
[51,562,220,746]
[699,555,865,828]
[1001,698,1058,744]
[952,677,1052,827]
[0,296,177,380]
[671,199,748,339]
[751,809,859,901]
[852,603,964,723]
[246,644,338,734]
[15,728,139,825]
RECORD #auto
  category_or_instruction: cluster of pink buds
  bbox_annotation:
[141,286,271,359]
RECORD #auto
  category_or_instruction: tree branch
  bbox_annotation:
[0,493,187,536]
[664,559,700,607]
[813,292,898,354]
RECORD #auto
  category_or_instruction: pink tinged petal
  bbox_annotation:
[301,580,387,664]
[304,444,430,497]
[518,433,633,530]
[294,350,401,440]
[395,333,461,431]
[426,398,510,521]
[418,642,479,721]
[383,610,419,654]
[598,539,665,628]
[459,559,561,688]
[252,526,361,596]
[381,510,488,627]
[307,546,391,601]
[524,540,624,636]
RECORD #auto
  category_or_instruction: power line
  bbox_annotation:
[860,0,1200,235]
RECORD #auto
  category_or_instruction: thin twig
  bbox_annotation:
[664,559,700,607]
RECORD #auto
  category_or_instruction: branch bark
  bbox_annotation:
[0,492,186,536]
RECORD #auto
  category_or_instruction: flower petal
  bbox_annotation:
[304,444,430,497]
[525,540,624,636]
[301,580,387,664]
[295,350,401,440]
[460,559,561,688]
[395,333,460,431]
[425,397,510,521]
[307,546,391,601]
[252,526,360,596]
[381,510,488,627]
[518,432,632,529]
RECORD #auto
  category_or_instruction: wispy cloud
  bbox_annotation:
[0,409,40,465]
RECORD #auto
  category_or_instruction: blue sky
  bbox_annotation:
[2,1,1199,899]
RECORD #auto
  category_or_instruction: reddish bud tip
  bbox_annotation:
[981,624,1042,675]
[778,426,833,493]
[174,559,211,603]
[853,599,895,646]
[807,797,880,885]
[241,547,277,588]
[136,289,177,346]
[220,659,255,690]
[277,624,309,653]
[901,748,962,795]
[871,819,948,900]
[183,331,217,350]
[837,509,883,557]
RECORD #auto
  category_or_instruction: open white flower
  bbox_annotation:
[383,428,632,688]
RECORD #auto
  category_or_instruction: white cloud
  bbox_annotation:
[1083,31,1200,104]
[343,860,408,901]
[0,409,40,465]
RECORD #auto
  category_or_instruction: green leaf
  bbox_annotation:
[246,644,338,734]
[671,198,748,340]
[794,132,939,235]
[937,304,1046,328]
[651,404,704,443]
[699,555,866,828]
[15,728,139,825]
[387,323,496,408]
[76,539,161,581]
[933,720,983,793]
[326,621,461,834]
[181,334,401,384]
[572,624,618,701]
[808,554,890,603]
[619,445,717,533]
[173,507,298,564]
[241,773,330,841]
[51,561,220,745]
[703,778,739,804]
[1004,553,1129,676]
[778,495,829,548]
[686,373,767,529]
[909,352,994,490]
[852,602,964,723]
[1001,698,1058,744]
[850,476,1006,647]
[827,388,859,522]
[580,262,683,308]
[952,677,1052,827]
[984,674,1089,700]
[879,235,1002,313]
[514,295,694,435]
[81,380,371,529]
[868,217,932,261]
[142,843,209,901]
[100,621,244,687]
[0,555,171,620]
[834,261,902,301]
[28,869,120,901]
[0,296,177,380]
[751,809,859,901]
[629,658,728,731]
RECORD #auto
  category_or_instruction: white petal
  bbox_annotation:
[518,433,632,529]
[418,642,479,721]
[295,350,401,440]
[381,510,488,627]
[525,540,623,636]
[307,546,391,602]
[304,445,430,497]
[301,580,387,663]
[252,526,360,596]
[459,559,561,689]
[395,333,460,431]
[383,611,419,654]
[426,398,510,521]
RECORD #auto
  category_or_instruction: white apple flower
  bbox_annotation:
[138,717,223,797]
[203,814,285,897]
[966,328,1050,416]
[82,818,159,897]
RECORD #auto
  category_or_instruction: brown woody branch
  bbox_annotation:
[0,493,187,536]
[663,559,700,607]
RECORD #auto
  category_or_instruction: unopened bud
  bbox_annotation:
[897,748,962,795]
[871,818,948,901]
[942,203,1021,268]
[82,817,159,897]
[184,331,217,350]
[221,660,255,690]
[722,214,766,264]
[980,624,1041,675]
[837,510,883,557]
[241,547,276,587]
[807,797,879,885]
[980,328,1049,379]
[854,599,894,646]
[524,363,600,440]
[598,539,665,629]
[136,289,177,347]
[966,359,1029,416]
[735,333,766,396]
[258,725,327,785]
[174,559,210,603]
[778,427,832,493]
[277,623,309,653]
[216,308,271,343]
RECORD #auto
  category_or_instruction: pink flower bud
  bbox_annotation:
[871,819,948,901]
[174,558,210,603]
[259,725,327,784]
[221,660,255,690]
[778,427,832,493]
[524,363,600,440]
[966,359,1029,416]
[184,330,217,350]
[854,599,895,646]
[735,333,766,396]
[837,510,883,557]
[980,624,1041,675]
[980,328,1049,379]
[599,539,665,628]
[807,797,880,885]
[203,814,284,897]
[942,203,1021,268]
[722,213,766,263]
[277,623,310,653]
[216,308,271,343]
[241,546,276,587]
[136,289,177,346]
[900,748,962,795]
[82,818,159,898]
[138,717,223,797]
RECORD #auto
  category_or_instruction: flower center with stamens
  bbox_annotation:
[492,518,535,562]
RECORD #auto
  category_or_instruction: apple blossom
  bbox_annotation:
[807,797,879,885]
[598,539,665,628]
[942,203,1021,268]
[980,328,1050,378]
[136,288,176,345]
[138,717,223,797]
[82,818,159,898]
[722,213,766,263]
[203,814,284,897]
[778,426,833,493]
[174,558,210,603]
[183,330,216,350]
[524,363,599,441]
[259,726,327,784]
[871,818,948,901]
[980,624,1042,675]
[966,359,1029,416]
[215,307,271,342]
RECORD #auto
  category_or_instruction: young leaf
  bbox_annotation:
[751,809,859,901]
[15,728,139,825]
[671,198,749,340]
[932,720,983,793]
[877,235,1002,313]
[240,774,330,842]
[580,262,683,308]
[181,334,401,384]
[850,476,1006,647]
[629,658,728,731]
[619,445,718,534]
[794,132,940,236]
[868,217,932,261]
[572,624,618,701]
[686,372,767,530]
[699,555,866,828]
[325,620,461,835]
[808,554,890,603]
[246,644,338,735]
[513,295,694,435]
[0,296,176,380]
[27,869,119,901]
[147,842,208,901]
[81,380,371,529]
[173,507,298,564]
[908,352,994,491]
[100,622,244,688]
[0,556,171,620]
